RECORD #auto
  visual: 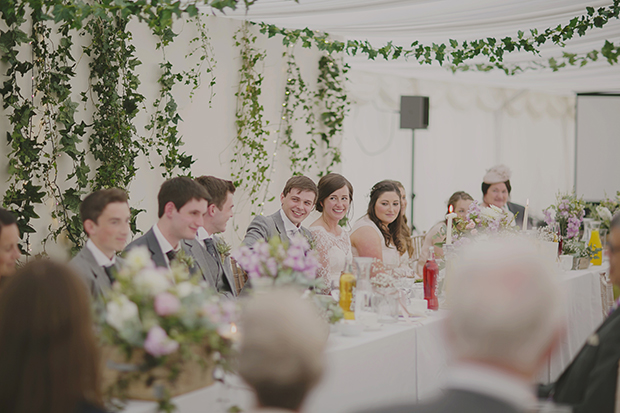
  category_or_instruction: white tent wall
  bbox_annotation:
[342,71,576,233]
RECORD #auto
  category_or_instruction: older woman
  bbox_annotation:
[350,180,407,268]
[309,173,354,290]
[0,260,106,413]
[0,208,21,289]
[417,191,473,275]
[481,164,526,226]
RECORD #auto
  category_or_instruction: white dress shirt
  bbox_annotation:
[279,209,301,239]
[196,226,212,242]
[86,239,116,267]
[152,223,179,266]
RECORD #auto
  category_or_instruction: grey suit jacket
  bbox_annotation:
[182,235,237,297]
[242,210,312,247]
[356,389,523,413]
[70,246,124,300]
[124,228,167,268]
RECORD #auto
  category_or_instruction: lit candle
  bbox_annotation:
[445,205,458,245]
[522,199,529,231]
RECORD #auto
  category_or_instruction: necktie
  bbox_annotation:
[103,265,116,284]
[204,238,218,260]
[166,249,177,263]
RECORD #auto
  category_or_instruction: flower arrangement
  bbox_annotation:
[588,191,619,230]
[544,192,586,239]
[215,237,232,263]
[99,247,238,412]
[232,234,322,289]
[450,201,517,247]
[562,238,601,259]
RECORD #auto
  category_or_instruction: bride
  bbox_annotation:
[309,173,353,292]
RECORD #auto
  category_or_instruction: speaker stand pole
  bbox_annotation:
[410,130,415,233]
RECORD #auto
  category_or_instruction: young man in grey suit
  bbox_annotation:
[242,175,317,247]
[125,177,209,269]
[70,188,130,300]
[359,237,564,413]
[182,176,237,297]
[540,213,620,413]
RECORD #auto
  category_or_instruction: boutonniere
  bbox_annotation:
[303,231,316,250]
[215,238,231,263]
[172,248,195,273]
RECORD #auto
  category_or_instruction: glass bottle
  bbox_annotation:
[339,263,356,320]
[589,221,603,266]
[423,247,439,311]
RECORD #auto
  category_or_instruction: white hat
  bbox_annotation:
[483,164,511,184]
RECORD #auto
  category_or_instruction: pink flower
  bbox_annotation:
[144,326,179,357]
[202,302,222,324]
[471,229,478,235]
[465,221,476,230]
[154,292,180,316]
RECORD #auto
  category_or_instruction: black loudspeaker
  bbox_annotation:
[400,96,429,130]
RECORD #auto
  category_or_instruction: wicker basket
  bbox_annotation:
[101,345,215,401]
[572,256,591,270]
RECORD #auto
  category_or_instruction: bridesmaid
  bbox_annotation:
[309,173,354,291]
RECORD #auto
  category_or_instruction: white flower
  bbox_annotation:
[480,205,504,222]
[126,247,155,272]
[176,281,195,298]
[133,268,171,296]
[597,206,613,223]
[106,295,140,331]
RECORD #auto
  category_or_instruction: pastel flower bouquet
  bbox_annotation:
[98,247,238,412]
[450,201,517,247]
[544,192,586,240]
[232,234,322,289]
[588,191,619,230]
[233,235,343,324]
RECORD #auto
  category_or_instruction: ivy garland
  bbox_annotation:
[231,21,272,212]
[258,1,620,73]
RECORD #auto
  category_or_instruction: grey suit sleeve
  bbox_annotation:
[242,215,271,247]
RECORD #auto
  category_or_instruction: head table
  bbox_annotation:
[122,264,608,413]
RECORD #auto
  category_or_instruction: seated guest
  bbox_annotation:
[540,213,620,412]
[182,176,237,297]
[125,177,209,268]
[481,164,526,225]
[71,188,130,299]
[359,236,564,413]
[416,191,473,275]
[392,180,415,261]
[243,175,317,247]
[350,180,406,268]
[0,208,21,289]
[238,289,327,412]
[309,173,353,290]
[0,260,106,413]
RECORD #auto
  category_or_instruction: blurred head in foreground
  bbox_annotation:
[0,260,102,413]
[238,290,327,411]
[447,236,564,379]
[609,213,620,287]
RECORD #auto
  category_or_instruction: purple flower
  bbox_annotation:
[144,326,179,357]
[543,209,556,226]
[154,292,180,317]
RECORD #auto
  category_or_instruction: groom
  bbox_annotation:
[242,175,317,247]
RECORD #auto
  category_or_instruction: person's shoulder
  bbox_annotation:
[125,230,151,250]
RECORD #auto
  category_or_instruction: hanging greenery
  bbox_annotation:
[231,21,272,212]
[258,1,620,73]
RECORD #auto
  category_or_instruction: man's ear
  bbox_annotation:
[163,201,177,217]
[83,219,96,237]
[280,193,285,204]
[208,203,217,216]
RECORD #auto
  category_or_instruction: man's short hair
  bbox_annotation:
[80,188,128,227]
[282,176,318,201]
[0,208,17,239]
[447,236,563,372]
[195,176,235,209]
[157,177,210,218]
[238,290,326,411]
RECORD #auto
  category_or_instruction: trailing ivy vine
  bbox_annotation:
[232,21,271,212]
[258,1,620,72]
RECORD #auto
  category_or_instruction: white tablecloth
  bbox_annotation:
[122,264,607,413]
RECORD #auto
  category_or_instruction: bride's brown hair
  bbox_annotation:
[367,180,406,254]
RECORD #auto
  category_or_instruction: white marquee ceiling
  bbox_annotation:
[220,0,620,94]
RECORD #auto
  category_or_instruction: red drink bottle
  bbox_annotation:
[423,247,439,311]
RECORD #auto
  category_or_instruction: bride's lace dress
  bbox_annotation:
[310,226,353,290]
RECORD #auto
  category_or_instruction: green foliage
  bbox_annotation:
[258,0,620,74]
[232,21,271,212]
